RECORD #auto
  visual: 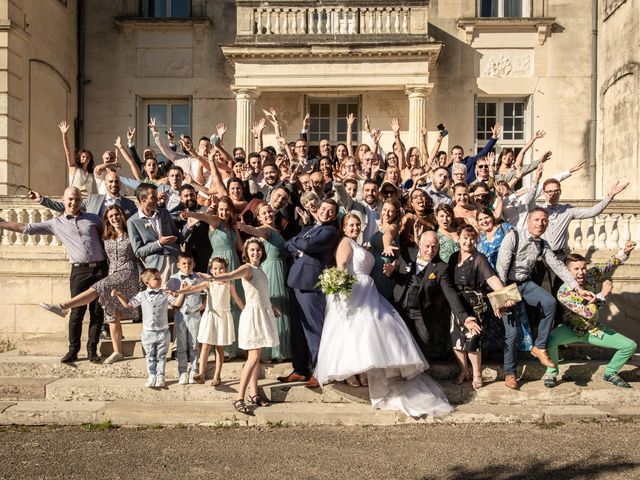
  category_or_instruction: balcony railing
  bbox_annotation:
[1,197,640,253]
[235,2,429,38]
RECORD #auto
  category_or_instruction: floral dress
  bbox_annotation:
[91,236,139,322]
[436,231,460,262]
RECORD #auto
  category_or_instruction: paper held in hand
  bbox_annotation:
[487,283,522,312]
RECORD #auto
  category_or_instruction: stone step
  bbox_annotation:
[0,351,291,380]
[1,400,638,427]
[38,376,640,407]
[16,334,144,357]
[2,349,639,384]
[0,378,56,401]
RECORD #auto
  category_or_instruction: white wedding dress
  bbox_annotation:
[314,239,453,418]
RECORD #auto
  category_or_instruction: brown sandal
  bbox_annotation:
[249,394,270,407]
[358,373,368,387]
[233,399,252,415]
[345,376,360,387]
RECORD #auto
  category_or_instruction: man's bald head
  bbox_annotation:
[418,230,439,261]
[104,171,121,196]
[63,187,83,216]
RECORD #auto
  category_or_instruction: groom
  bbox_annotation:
[281,198,340,388]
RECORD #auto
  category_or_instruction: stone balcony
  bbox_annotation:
[233,0,431,45]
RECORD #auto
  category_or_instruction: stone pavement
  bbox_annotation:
[2,343,640,427]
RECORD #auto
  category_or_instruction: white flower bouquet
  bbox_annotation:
[315,267,358,300]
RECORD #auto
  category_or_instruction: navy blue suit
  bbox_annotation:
[285,222,339,374]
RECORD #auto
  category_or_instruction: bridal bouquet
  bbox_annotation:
[315,267,358,300]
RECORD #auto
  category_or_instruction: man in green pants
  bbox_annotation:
[544,240,637,388]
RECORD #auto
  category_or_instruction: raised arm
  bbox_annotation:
[213,263,253,283]
[428,130,444,167]
[58,121,75,169]
[237,220,270,239]
[179,210,221,228]
[390,117,405,170]
[495,229,517,283]
[251,118,266,152]
[172,281,209,295]
[381,224,399,257]
[149,117,178,162]
[115,136,142,181]
[514,130,545,169]
[111,289,134,309]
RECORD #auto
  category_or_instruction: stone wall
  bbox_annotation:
[0,0,77,196]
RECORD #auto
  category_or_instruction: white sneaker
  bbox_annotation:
[145,375,156,388]
[103,352,124,365]
[38,303,67,318]
[178,372,189,385]
[188,371,198,384]
[155,375,166,388]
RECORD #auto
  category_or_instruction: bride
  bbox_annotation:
[314,213,453,417]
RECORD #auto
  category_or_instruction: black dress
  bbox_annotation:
[447,250,496,352]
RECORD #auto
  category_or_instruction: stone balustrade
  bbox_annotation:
[235,1,429,38]
[0,197,639,252]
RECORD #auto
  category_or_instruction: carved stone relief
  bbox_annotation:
[479,50,533,78]
[136,48,194,78]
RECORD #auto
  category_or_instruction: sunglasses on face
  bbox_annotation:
[477,164,489,169]
[382,190,395,196]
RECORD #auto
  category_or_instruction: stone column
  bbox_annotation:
[234,88,259,153]
[405,86,430,150]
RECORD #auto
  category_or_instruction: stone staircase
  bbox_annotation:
[2,328,640,426]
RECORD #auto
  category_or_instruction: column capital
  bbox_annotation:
[405,85,433,99]
[231,87,261,100]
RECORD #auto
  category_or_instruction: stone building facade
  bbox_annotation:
[0,0,636,198]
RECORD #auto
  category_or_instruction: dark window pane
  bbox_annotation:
[477,103,485,116]
[310,103,319,116]
[504,117,513,131]
[151,0,167,17]
[347,104,357,115]
[171,0,190,17]
[320,119,330,132]
[310,133,319,142]
[310,118,319,131]
[172,126,190,139]
[487,103,496,116]
[337,104,346,116]
[504,0,523,17]
[148,104,167,125]
[503,102,514,116]
[336,118,347,134]
[514,118,523,132]
[504,132,513,140]
[515,102,524,116]
[320,104,330,117]
[514,132,524,140]
[171,104,190,127]
[480,0,498,17]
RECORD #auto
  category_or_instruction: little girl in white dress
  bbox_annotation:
[172,257,244,386]
[210,238,279,415]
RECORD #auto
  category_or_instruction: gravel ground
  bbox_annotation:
[0,422,638,480]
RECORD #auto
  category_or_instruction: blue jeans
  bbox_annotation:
[175,311,201,375]
[141,328,170,376]
[503,281,556,376]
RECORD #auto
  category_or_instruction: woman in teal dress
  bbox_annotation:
[237,201,292,362]
[181,196,244,357]
[369,198,401,300]
[435,203,460,262]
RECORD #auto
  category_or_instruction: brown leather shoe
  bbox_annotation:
[530,346,556,368]
[505,374,519,390]
[276,372,308,383]
[305,376,320,389]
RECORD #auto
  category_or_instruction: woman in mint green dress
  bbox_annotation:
[238,201,292,362]
[435,203,460,262]
[369,199,401,300]
[181,196,243,357]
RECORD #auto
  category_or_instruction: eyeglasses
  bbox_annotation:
[381,190,395,196]
[545,189,561,195]
[477,165,489,169]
